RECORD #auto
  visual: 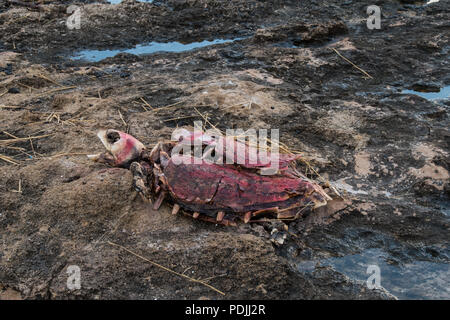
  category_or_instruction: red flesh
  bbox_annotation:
[162,154,323,217]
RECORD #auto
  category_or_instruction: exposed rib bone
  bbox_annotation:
[172,204,180,215]
[149,142,161,163]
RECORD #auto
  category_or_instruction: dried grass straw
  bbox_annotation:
[107,241,225,296]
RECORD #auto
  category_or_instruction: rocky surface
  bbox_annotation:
[0,0,448,299]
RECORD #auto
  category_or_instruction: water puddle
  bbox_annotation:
[402,85,450,100]
[297,248,450,299]
[71,38,244,62]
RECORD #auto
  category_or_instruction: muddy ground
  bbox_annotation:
[0,0,449,300]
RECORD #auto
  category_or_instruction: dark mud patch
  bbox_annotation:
[296,247,449,299]
[71,37,246,62]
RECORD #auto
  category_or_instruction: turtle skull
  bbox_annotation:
[88,129,145,167]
